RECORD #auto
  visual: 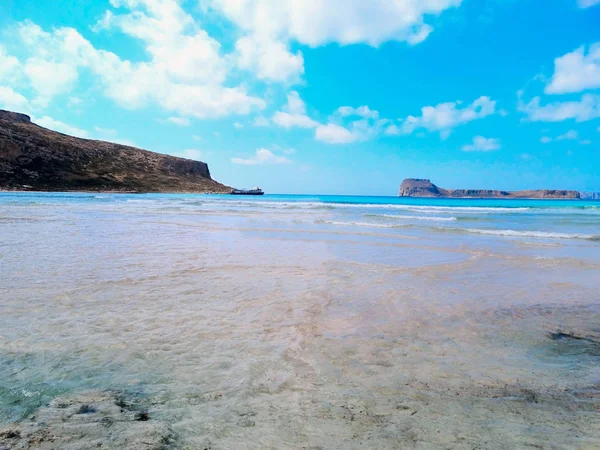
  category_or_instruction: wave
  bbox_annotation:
[198,199,533,213]
[316,220,407,229]
[316,220,600,241]
[363,213,457,222]
[450,227,600,241]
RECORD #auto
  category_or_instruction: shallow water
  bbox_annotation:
[1,193,599,448]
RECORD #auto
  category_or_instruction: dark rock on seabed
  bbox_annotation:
[0,109,231,193]
[0,391,174,449]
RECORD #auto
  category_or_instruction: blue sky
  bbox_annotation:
[1,0,599,195]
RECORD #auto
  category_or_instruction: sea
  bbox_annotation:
[1,192,599,448]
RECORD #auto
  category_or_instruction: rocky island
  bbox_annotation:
[0,110,231,193]
[399,178,580,199]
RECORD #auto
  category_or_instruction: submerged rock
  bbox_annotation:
[0,391,173,450]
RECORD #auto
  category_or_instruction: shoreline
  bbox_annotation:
[0,190,593,200]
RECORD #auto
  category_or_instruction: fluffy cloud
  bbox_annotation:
[0,46,20,82]
[519,94,600,122]
[35,116,89,138]
[0,86,30,112]
[387,96,496,138]
[209,0,462,47]
[180,149,203,160]
[234,34,304,83]
[462,136,501,152]
[209,0,462,83]
[540,130,591,145]
[272,112,318,128]
[231,148,292,165]
[336,105,379,119]
[271,91,385,144]
[315,123,356,144]
[272,91,318,128]
[24,58,79,104]
[11,1,265,118]
[545,43,600,94]
[578,0,600,7]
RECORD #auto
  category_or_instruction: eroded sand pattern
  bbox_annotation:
[1,195,599,449]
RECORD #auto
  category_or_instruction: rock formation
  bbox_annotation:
[398,179,580,199]
[0,109,231,193]
[581,192,600,200]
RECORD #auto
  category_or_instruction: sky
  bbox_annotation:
[0,0,599,195]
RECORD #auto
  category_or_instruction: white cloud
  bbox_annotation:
[234,121,243,129]
[231,148,292,165]
[519,94,600,122]
[271,91,386,143]
[180,148,203,160]
[166,116,190,126]
[461,136,501,152]
[580,139,592,145]
[556,129,579,141]
[24,58,79,104]
[234,34,304,83]
[272,111,318,128]
[578,0,600,8]
[13,3,266,119]
[389,96,496,137]
[336,105,379,119]
[540,136,552,144]
[315,123,357,144]
[35,115,89,138]
[209,0,462,47]
[0,46,20,82]
[98,0,227,85]
[545,43,600,94]
[272,91,318,128]
[209,0,461,84]
[0,86,30,112]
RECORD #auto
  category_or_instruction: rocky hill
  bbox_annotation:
[581,192,600,200]
[398,179,580,199]
[0,110,231,193]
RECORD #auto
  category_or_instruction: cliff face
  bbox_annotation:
[0,110,231,193]
[399,179,580,199]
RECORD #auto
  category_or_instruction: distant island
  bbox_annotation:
[399,178,581,199]
[581,192,600,200]
[0,109,231,193]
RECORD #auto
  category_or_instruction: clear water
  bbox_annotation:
[1,192,599,448]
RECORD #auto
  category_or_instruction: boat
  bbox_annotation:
[230,187,264,195]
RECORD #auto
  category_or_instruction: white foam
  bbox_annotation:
[318,220,403,229]
[456,228,599,240]
[364,213,457,222]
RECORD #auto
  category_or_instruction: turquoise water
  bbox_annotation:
[1,192,599,448]
[2,192,598,241]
